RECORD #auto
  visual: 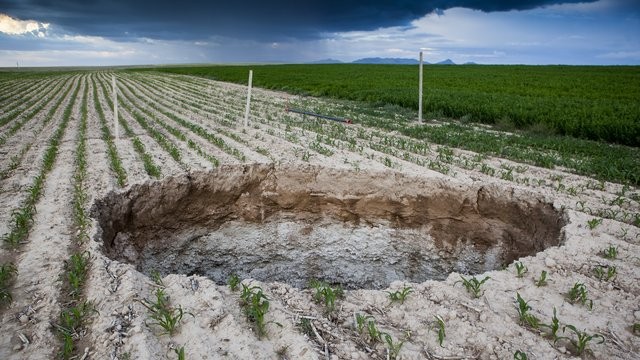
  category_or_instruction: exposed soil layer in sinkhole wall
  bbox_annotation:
[92,164,566,289]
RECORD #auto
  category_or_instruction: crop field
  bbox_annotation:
[146,64,640,147]
[0,70,639,359]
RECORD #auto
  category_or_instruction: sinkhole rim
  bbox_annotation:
[92,164,567,290]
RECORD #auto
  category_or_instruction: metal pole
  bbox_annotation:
[113,75,119,142]
[418,51,423,123]
[244,70,253,127]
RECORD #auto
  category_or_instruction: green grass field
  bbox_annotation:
[140,64,640,147]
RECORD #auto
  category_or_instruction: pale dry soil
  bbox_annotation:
[0,72,638,360]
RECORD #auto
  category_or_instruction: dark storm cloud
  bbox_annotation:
[0,0,598,40]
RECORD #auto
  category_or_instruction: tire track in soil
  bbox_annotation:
[0,77,83,359]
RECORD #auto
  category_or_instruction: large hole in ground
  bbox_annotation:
[92,164,566,289]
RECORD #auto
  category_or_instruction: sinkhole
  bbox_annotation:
[92,164,566,289]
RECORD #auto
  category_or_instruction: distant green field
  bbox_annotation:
[139,64,640,147]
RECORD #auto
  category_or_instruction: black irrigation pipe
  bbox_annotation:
[285,107,352,124]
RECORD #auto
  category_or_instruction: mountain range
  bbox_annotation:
[310,57,466,65]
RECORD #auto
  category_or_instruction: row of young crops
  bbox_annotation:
[143,64,640,147]
[0,71,639,359]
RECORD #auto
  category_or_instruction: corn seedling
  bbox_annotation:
[366,318,384,343]
[593,265,617,281]
[515,293,540,328]
[434,315,446,347]
[514,262,528,278]
[139,288,189,335]
[455,275,490,298]
[567,282,593,310]
[0,263,18,304]
[514,350,528,360]
[174,345,185,360]
[387,285,413,304]
[309,279,344,313]
[601,245,618,259]
[55,301,95,359]
[58,301,95,335]
[3,206,34,247]
[534,270,548,287]
[298,317,314,337]
[227,273,240,291]
[65,251,91,298]
[587,218,602,230]
[558,325,604,356]
[239,284,280,338]
[383,333,404,360]
[355,313,373,334]
[541,307,561,341]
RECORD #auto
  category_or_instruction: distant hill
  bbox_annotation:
[352,57,421,65]
[309,57,463,65]
[435,59,456,65]
[310,58,343,64]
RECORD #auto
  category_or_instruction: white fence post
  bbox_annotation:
[244,70,253,127]
[418,51,423,123]
[113,75,119,141]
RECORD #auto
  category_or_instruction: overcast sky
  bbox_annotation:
[0,0,638,66]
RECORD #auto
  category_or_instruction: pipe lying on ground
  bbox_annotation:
[285,107,352,124]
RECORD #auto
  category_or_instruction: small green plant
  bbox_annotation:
[65,251,91,298]
[383,333,404,360]
[434,315,445,347]
[227,273,240,291]
[0,263,17,304]
[366,318,384,343]
[150,270,164,286]
[387,285,413,304]
[355,313,372,334]
[139,288,189,335]
[567,282,593,310]
[174,345,185,360]
[558,325,604,356]
[56,301,95,359]
[601,245,618,259]
[593,265,617,281]
[310,279,344,313]
[514,350,528,360]
[514,262,528,278]
[298,317,314,337]
[632,323,640,336]
[541,307,561,341]
[455,275,490,298]
[515,293,539,328]
[587,218,603,230]
[534,270,548,287]
[240,284,280,338]
[480,163,496,176]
